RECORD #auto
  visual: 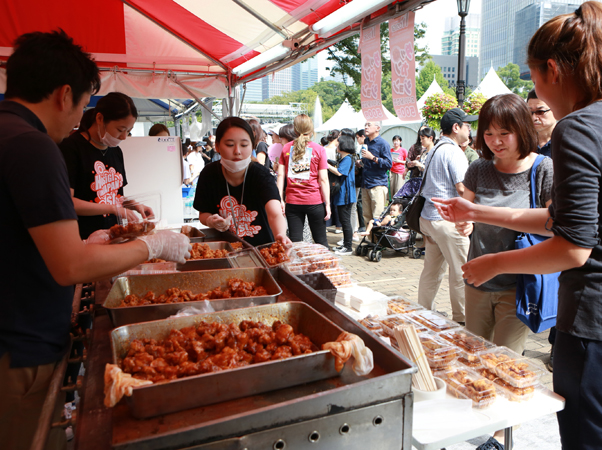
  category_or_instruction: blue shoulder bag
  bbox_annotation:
[515,154,559,333]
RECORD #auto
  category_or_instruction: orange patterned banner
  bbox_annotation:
[389,12,421,121]
[359,23,388,122]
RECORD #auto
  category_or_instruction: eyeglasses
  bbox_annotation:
[462,122,472,129]
[530,109,551,117]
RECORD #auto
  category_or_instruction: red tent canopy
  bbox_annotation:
[0,0,432,99]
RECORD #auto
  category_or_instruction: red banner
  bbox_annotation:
[389,12,421,121]
[359,23,388,122]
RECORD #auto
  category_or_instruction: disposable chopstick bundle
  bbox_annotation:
[394,325,437,391]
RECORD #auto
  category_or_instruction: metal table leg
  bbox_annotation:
[504,426,513,450]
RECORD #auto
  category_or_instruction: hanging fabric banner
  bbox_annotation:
[359,23,388,122]
[389,12,422,121]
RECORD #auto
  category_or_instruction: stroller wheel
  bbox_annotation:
[368,250,374,261]
[412,248,422,259]
[355,246,363,256]
[374,250,382,262]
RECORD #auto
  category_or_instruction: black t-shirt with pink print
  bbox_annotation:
[194,161,281,246]
[59,132,128,239]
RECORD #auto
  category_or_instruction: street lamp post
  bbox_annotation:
[456,0,470,106]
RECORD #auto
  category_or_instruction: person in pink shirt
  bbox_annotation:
[390,135,407,197]
[277,114,330,247]
[267,127,283,163]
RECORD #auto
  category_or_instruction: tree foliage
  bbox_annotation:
[325,22,431,110]
[416,61,456,99]
[260,80,348,121]
[496,63,534,98]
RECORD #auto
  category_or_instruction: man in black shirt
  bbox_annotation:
[0,31,189,450]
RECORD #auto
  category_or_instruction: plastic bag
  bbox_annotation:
[323,332,374,376]
[170,301,215,318]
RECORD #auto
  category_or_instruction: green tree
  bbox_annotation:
[415,61,456,99]
[325,22,431,109]
[496,63,533,98]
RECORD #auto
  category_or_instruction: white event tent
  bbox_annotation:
[472,66,512,99]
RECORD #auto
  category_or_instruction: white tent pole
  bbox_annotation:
[171,78,221,121]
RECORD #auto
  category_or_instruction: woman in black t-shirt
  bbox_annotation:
[60,92,151,239]
[194,117,290,247]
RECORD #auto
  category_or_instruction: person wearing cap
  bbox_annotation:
[361,121,392,227]
[417,107,476,324]
[267,127,283,164]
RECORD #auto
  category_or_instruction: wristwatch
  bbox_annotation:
[373,156,378,163]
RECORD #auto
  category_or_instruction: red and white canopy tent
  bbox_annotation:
[0,0,434,114]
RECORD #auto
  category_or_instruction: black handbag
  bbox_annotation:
[329,155,353,199]
[405,142,442,233]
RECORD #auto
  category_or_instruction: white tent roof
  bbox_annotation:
[417,76,444,116]
[315,99,357,132]
[472,66,512,99]
[315,98,418,132]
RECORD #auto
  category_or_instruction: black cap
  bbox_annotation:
[440,108,478,132]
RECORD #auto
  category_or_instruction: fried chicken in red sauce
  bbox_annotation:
[121,320,318,383]
[259,242,290,266]
[118,278,268,307]
[109,222,155,239]
[188,243,229,260]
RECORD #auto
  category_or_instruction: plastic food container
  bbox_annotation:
[419,332,460,369]
[256,242,292,268]
[435,365,497,409]
[293,245,331,259]
[387,297,425,315]
[380,314,429,338]
[474,367,537,402]
[300,253,341,272]
[284,260,311,275]
[358,316,383,334]
[315,268,354,288]
[111,192,162,240]
[439,329,496,367]
[407,310,461,333]
[479,347,544,388]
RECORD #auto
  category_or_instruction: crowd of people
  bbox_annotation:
[3,2,602,449]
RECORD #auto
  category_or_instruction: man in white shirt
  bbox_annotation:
[417,108,477,324]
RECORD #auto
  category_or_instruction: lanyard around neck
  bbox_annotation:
[225,166,248,235]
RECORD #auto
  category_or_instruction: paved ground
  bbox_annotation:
[326,231,561,450]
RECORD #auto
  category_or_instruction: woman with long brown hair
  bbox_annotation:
[277,114,330,247]
[433,3,602,447]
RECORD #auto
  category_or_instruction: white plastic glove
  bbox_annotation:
[138,230,191,264]
[85,229,111,244]
[206,214,232,232]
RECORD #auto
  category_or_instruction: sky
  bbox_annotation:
[318,0,482,78]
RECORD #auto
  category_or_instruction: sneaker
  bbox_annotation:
[333,245,344,251]
[335,247,353,256]
[334,229,343,234]
[353,234,360,242]
[337,239,344,246]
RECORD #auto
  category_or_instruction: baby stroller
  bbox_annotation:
[355,195,421,262]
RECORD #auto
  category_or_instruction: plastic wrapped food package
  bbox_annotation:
[358,315,383,333]
[315,268,354,288]
[439,329,496,367]
[435,365,497,409]
[379,314,429,338]
[284,260,311,275]
[406,310,461,333]
[293,245,331,259]
[299,252,341,272]
[387,297,425,315]
[419,332,460,369]
[479,347,544,389]
[474,367,538,402]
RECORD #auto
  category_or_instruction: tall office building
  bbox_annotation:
[431,55,479,90]
[441,14,480,58]
[514,2,581,79]
[243,79,263,102]
[479,0,583,79]
[260,56,319,101]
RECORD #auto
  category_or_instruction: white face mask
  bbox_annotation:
[220,156,251,173]
[99,122,123,148]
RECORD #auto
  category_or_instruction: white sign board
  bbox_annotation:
[120,136,184,225]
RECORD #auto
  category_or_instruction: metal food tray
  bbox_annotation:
[111,302,343,419]
[103,268,282,327]
[177,242,263,271]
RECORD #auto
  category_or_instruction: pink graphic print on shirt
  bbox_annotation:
[90,161,124,205]
[219,196,260,238]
